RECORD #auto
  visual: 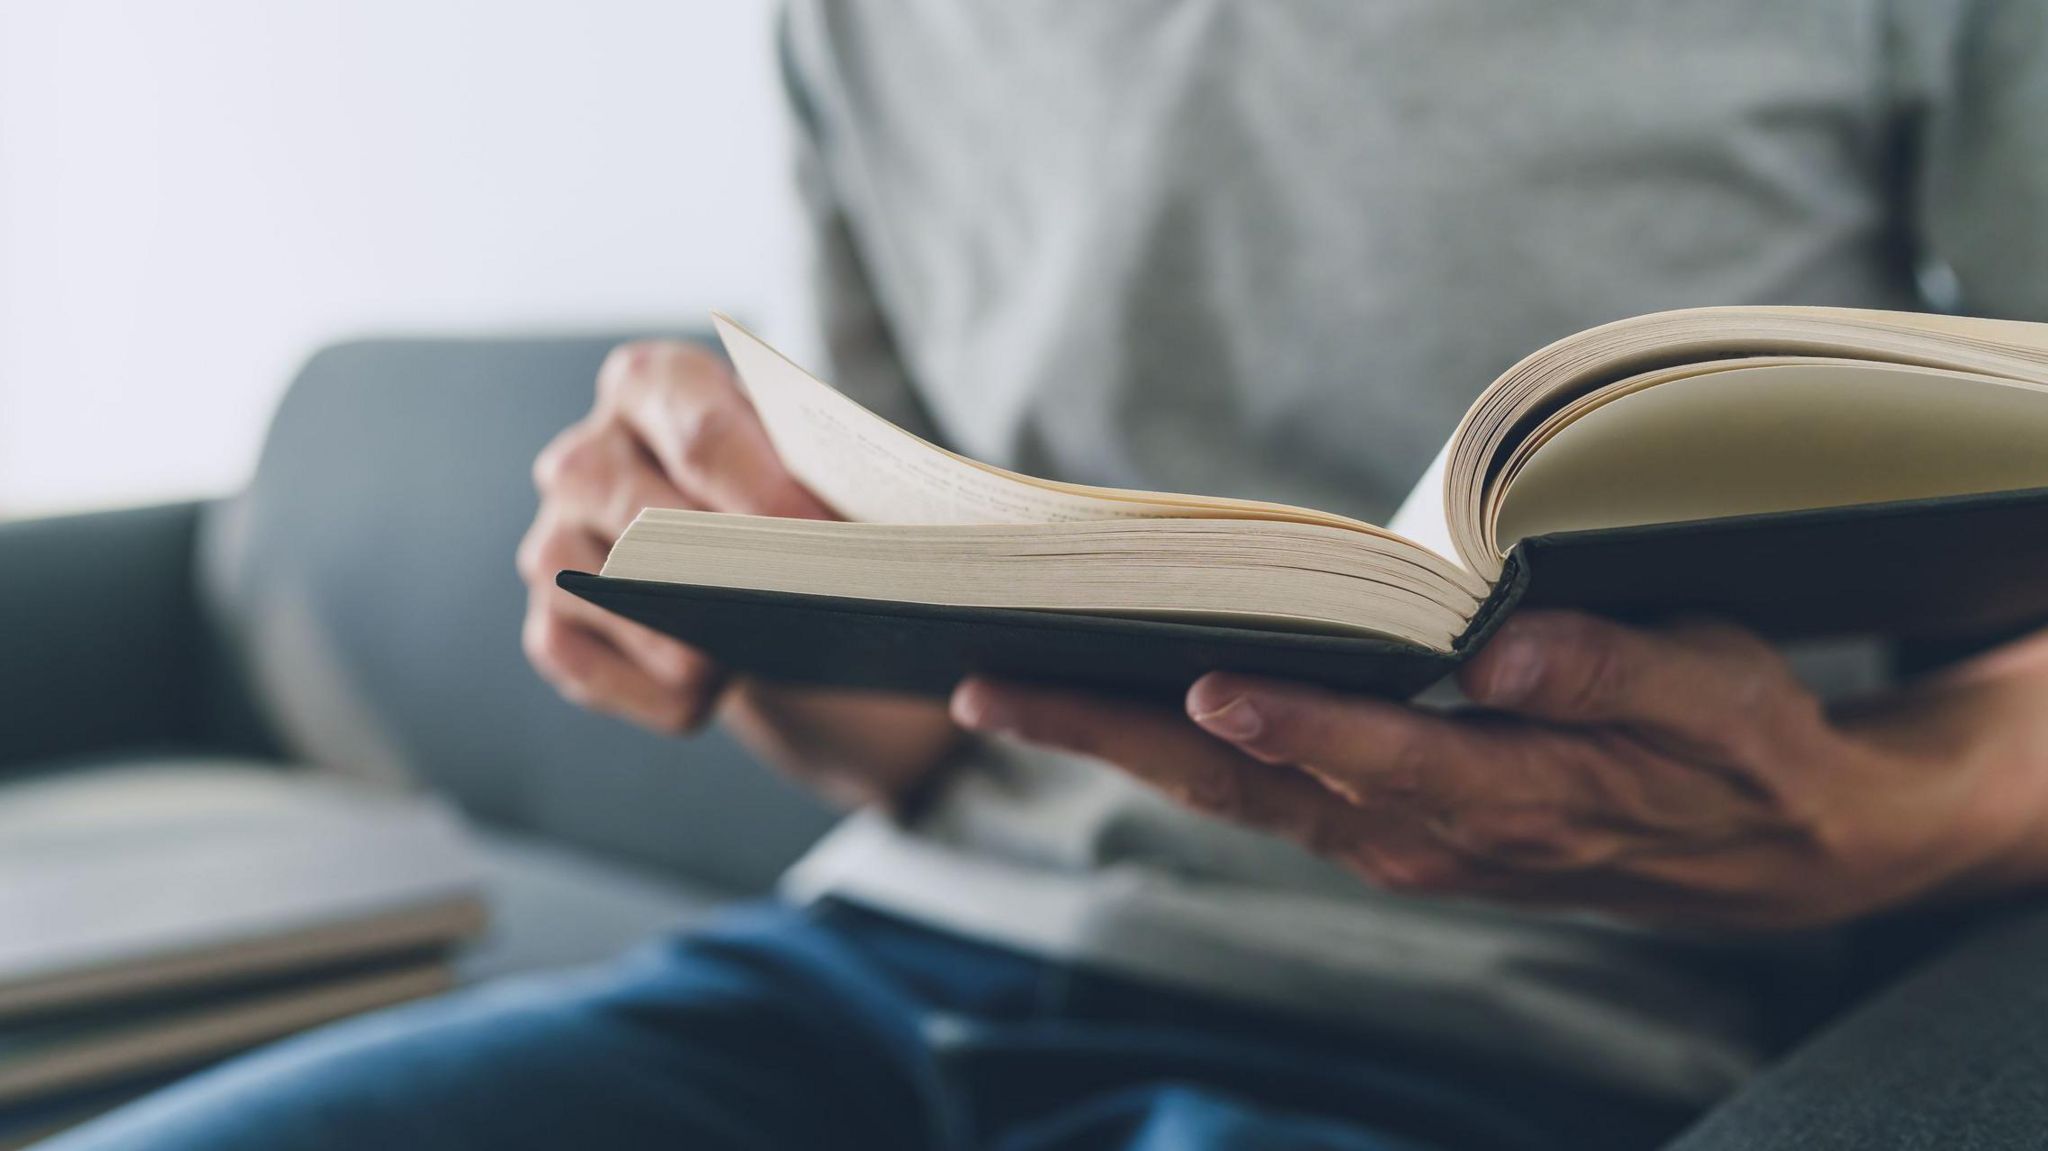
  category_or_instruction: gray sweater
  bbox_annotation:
[774,0,2048,1104]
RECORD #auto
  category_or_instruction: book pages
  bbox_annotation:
[716,314,1204,525]
[1494,362,2048,546]
[710,315,1470,587]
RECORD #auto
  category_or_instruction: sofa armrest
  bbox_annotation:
[0,502,212,773]
[1669,898,2048,1149]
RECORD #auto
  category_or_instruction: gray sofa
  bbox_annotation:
[0,332,837,983]
[4,333,2045,1148]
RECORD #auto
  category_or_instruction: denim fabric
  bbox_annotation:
[35,901,1692,1151]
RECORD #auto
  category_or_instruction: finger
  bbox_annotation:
[1185,672,1552,814]
[951,677,1317,826]
[600,343,834,520]
[1187,672,1795,874]
[1455,611,1805,746]
[541,586,725,708]
[535,420,702,540]
[949,678,1457,884]
[518,515,722,710]
[522,605,711,733]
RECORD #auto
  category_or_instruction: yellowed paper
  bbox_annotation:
[716,314,1199,524]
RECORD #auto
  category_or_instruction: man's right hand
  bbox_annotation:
[516,339,965,807]
[517,339,833,733]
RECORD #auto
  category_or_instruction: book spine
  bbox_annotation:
[1451,548,1530,655]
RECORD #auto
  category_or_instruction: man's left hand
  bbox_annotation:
[950,612,2048,930]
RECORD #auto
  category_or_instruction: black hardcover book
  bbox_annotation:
[561,311,2048,701]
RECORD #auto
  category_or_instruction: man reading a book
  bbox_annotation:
[47,4,2048,1150]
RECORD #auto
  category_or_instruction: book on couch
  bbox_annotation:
[0,763,485,1019]
[561,309,2048,700]
[0,763,485,1123]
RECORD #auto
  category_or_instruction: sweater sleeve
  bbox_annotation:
[1911,0,2048,321]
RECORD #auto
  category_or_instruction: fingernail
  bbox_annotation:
[1481,637,1543,704]
[950,683,1014,734]
[1192,696,1263,741]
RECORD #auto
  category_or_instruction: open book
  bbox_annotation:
[561,309,2048,699]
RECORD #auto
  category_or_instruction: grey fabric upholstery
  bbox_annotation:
[0,503,210,774]
[1670,901,2048,1149]
[192,334,836,893]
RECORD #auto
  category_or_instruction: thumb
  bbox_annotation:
[1458,611,1786,739]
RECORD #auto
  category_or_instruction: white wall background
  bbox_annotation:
[0,0,803,516]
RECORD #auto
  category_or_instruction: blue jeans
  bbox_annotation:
[40,901,1692,1151]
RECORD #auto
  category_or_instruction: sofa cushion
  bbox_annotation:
[460,829,733,983]
[194,335,838,894]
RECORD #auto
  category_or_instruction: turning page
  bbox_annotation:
[712,314,1418,539]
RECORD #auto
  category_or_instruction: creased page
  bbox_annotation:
[714,314,1160,525]
[711,314,1448,555]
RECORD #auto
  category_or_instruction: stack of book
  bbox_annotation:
[0,763,486,1147]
